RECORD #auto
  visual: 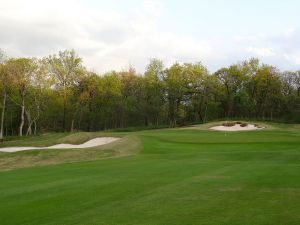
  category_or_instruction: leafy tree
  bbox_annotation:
[119,67,142,128]
[77,72,101,131]
[25,59,51,135]
[143,58,165,126]
[215,65,245,117]
[0,50,8,141]
[164,63,187,127]
[47,50,83,131]
[181,62,211,123]
[6,58,34,136]
[98,72,122,129]
[254,65,282,119]
[1,49,300,139]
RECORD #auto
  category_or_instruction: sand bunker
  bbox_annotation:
[0,137,120,153]
[210,124,263,132]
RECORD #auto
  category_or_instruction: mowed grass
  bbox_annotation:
[0,123,300,225]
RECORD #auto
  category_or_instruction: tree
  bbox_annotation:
[77,72,100,131]
[25,58,51,135]
[164,63,191,127]
[119,67,142,128]
[294,71,300,97]
[143,58,165,126]
[182,62,212,123]
[241,58,260,117]
[47,50,83,131]
[0,50,8,141]
[215,65,245,117]
[98,72,122,129]
[254,65,282,119]
[6,58,34,136]
[1,49,300,137]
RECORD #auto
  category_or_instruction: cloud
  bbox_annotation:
[0,0,220,73]
[235,28,300,70]
[234,33,268,43]
[0,0,299,73]
[246,47,276,57]
[284,53,300,65]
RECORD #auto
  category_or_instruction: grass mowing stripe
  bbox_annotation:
[0,123,299,224]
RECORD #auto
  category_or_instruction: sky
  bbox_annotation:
[0,0,300,73]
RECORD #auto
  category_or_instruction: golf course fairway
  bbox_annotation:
[0,123,300,225]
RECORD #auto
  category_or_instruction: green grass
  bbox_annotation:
[0,122,300,225]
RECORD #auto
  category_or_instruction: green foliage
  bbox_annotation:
[0,52,300,138]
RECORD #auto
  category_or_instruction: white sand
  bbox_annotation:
[210,124,263,132]
[0,137,120,153]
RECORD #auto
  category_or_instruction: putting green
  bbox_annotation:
[0,123,300,225]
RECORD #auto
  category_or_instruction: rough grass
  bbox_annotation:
[0,132,133,171]
[0,122,300,225]
[0,131,124,147]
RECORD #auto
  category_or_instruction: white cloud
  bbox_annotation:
[234,28,300,70]
[1,0,299,73]
[246,47,276,57]
[0,0,219,73]
[284,53,300,65]
[234,33,268,43]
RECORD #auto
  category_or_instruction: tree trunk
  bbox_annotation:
[26,124,32,136]
[70,119,74,132]
[62,83,67,132]
[169,99,177,127]
[78,107,83,130]
[88,101,92,131]
[203,104,208,123]
[198,108,204,123]
[33,120,37,135]
[70,108,79,132]
[26,111,33,136]
[270,109,273,121]
[63,98,66,131]
[10,112,13,136]
[144,116,149,127]
[155,115,159,127]
[0,91,7,141]
[19,98,25,137]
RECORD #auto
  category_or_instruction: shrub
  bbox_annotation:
[222,122,236,127]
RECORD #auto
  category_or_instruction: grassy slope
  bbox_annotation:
[0,132,137,171]
[0,123,300,225]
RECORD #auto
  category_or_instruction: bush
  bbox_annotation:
[222,122,236,127]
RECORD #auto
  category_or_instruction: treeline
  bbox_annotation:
[0,49,300,139]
